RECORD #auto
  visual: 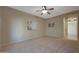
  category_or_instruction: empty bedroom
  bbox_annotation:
[0,6,79,53]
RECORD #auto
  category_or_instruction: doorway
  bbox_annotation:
[64,15,78,40]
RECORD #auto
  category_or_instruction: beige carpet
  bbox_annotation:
[0,37,79,53]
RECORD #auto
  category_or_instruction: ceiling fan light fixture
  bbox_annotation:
[42,10,47,13]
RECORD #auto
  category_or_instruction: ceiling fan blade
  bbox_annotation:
[47,12,50,14]
[48,8,54,10]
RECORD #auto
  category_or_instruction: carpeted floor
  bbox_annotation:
[0,37,79,53]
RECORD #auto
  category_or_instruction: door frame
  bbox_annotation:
[63,14,78,40]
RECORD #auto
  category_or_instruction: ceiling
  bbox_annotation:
[9,6,79,19]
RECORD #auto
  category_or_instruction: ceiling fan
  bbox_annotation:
[36,6,54,15]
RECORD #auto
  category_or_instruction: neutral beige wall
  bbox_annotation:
[1,7,45,46]
[46,16,64,37]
